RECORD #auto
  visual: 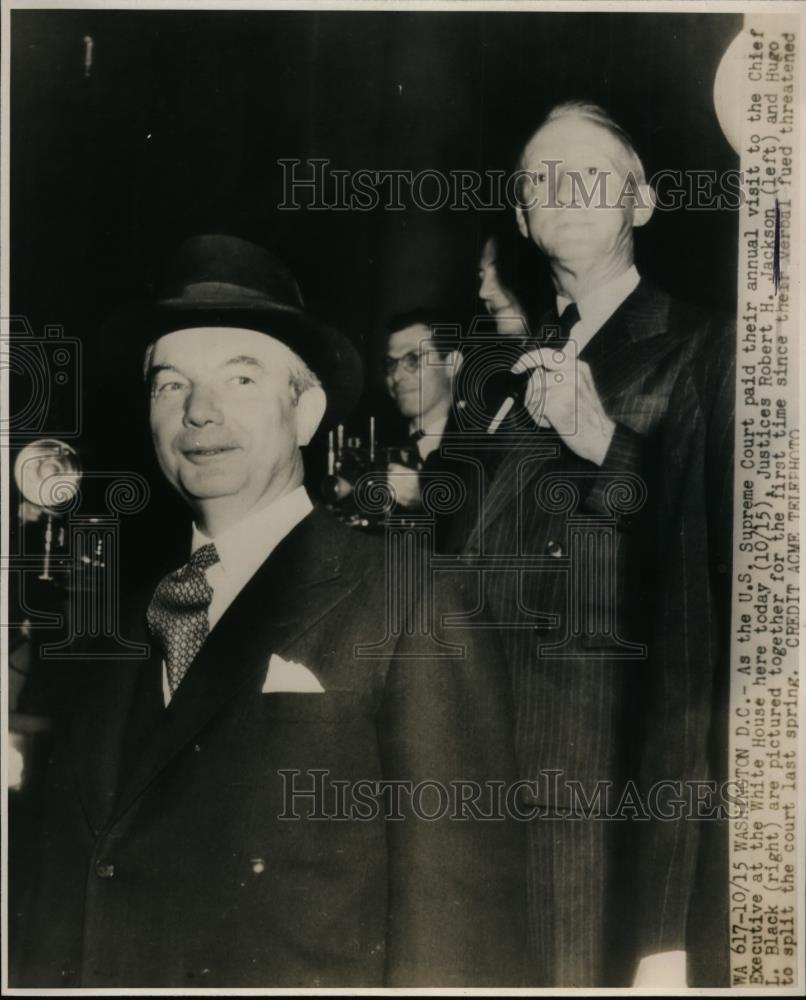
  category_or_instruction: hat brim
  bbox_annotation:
[109,297,363,426]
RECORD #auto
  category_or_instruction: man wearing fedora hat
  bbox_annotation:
[12,235,526,988]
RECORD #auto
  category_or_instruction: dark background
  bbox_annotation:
[10,8,741,560]
[8,12,742,984]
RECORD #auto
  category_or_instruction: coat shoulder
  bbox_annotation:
[307,506,387,576]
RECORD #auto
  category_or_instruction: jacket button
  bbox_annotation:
[546,540,563,558]
[95,862,115,878]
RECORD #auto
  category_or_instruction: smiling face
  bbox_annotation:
[516,115,651,273]
[148,327,313,527]
[478,237,527,337]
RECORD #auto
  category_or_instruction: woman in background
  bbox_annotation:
[477,222,550,338]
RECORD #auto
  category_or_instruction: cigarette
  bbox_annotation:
[487,396,515,434]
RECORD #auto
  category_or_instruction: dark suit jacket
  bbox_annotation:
[12,507,526,989]
[461,280,734,986]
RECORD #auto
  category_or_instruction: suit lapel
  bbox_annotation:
[109,508,364,824]
[69,605,160,834]
[579,279,673,402]
[465,431,561,552]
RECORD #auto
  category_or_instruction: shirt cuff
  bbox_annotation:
[633,950,687,987]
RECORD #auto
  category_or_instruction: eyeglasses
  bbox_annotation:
[383,351,422,377]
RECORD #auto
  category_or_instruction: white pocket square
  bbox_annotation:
[262,654,325,694]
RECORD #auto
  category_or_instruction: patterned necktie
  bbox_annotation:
[146,542,220,695]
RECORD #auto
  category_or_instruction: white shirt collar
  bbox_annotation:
[556,265,640,351]
[191,484,313,586]
[162,485,313,707]
[409,412,449,438]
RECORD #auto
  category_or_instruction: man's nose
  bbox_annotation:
[385,358,405,382]
[555,170,575,207]
[183,385,224,426]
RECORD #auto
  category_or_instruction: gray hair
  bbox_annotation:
[522,100,647,185]
[286,353,321,402]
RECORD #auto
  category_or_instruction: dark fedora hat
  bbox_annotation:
[115,233,363,424]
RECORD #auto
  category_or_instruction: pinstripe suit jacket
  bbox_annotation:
[462,280,734,986]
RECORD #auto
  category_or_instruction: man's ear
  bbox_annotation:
[632,183,655,229]
[447,350,463,378]
[515,205,529,239]
[295,385,327,446]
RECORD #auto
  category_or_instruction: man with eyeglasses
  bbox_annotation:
[382,308,462,520]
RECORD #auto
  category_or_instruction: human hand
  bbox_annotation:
[386,462,423,509]
[512,347,615,466]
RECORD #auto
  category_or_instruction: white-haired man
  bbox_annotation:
[466,103,734,987]
[13,235,526,989]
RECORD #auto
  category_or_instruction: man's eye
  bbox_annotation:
[154,381,184,395]
[586,166,599,176]
[231,375,255,386]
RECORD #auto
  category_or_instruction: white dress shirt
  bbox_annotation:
[555,264,640,353]
[161,485,313,705]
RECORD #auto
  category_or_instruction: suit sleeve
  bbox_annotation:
[634,327,735,970]
[377,572,526,987]
[582,421,649,523]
